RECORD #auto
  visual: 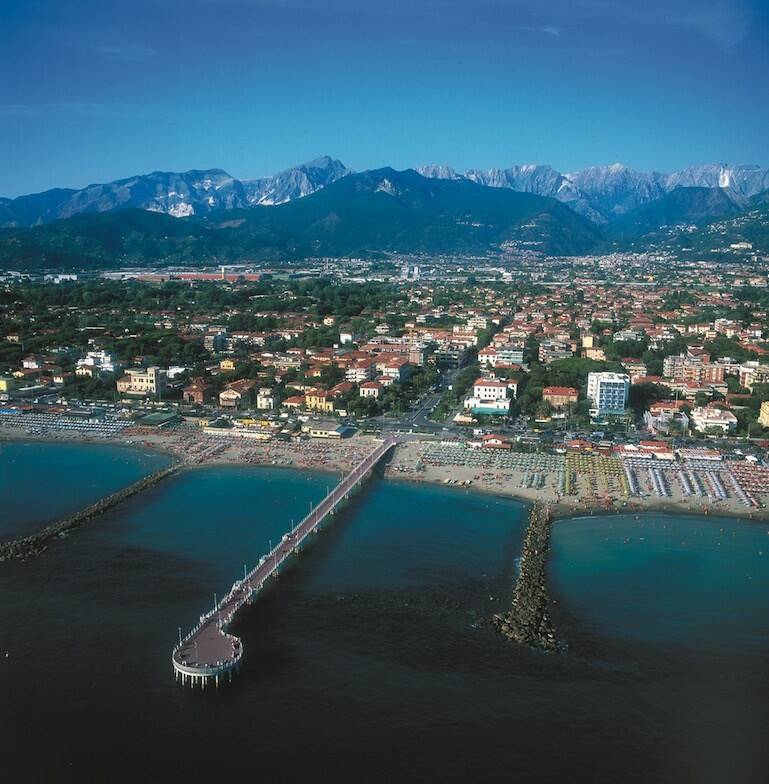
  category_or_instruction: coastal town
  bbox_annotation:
[5,1,769,779]
[3,254,769,520]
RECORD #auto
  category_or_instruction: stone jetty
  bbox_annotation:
[0,463,179,561]
[494,501,559,651]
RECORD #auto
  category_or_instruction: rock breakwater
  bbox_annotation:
[494,501,559,651]
[0,463,179,561]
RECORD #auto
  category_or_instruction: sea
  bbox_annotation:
[1,440,767,783]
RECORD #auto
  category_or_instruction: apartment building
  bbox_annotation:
[586,372,629,417]
[538,339,573,364]
[739,362,769,391]
[463,378,515,415]
[116,367,167,399]
[690,406,738,434]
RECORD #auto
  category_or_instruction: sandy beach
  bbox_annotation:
[3,423,768,521]
[385,439,769,522]
[0,422,381,475]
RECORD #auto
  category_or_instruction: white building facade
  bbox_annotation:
[587,372,630,417]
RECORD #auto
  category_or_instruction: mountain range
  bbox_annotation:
[0,168,601,269]
[418,162,769,224]
[605,187,745,240]
[1,159,768,269]
[0,156,351,228]
[605,188,769,259]
[3,158,769,230]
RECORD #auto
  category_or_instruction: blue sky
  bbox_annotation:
[1,0,768,196]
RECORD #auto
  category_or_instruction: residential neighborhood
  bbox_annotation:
[4,255,769,451]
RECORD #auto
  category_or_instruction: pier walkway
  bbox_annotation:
[172,437,397,687]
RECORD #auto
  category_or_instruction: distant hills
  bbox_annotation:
[1,159,768,270]
[0,169,602,269]
[4,157,769,230]
[206,168,603,257]
[605,187,745,240]
[0,156,350,228]
[0,210,206,270]
[607,197,769,261]
[418,162,769,224]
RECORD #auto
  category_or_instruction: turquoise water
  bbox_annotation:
[550,513,769,651]
[1,442,768,783]
[102,464,331,628]
[96,467,526,641]
[306,481,521,593]
[0,440,172,539]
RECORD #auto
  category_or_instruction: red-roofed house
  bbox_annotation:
[282,395,306,410]
[542,386,578,409]
[219,379,256,409]
[359,381,383,399]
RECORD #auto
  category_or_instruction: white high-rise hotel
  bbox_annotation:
[587,372,630,417]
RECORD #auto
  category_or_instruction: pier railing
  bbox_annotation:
[172,437,396,687]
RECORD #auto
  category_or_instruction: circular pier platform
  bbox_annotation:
[172,622,242,688]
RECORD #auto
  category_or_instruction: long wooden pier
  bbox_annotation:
[172,437,396,688]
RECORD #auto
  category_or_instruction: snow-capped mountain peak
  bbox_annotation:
[243,156,352,206]
[417,161,769,222]
[3,157,769,229]
[0,158,352,227]
[376,178,397,195]
[416,164,462,180]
